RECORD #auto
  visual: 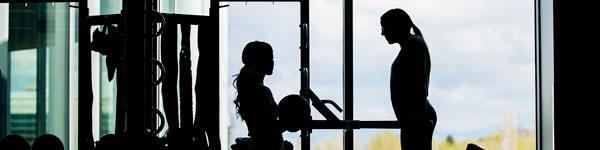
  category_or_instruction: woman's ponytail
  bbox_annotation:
[233,65,251,120]
[412,23,423,38]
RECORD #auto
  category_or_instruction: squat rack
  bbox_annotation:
[83,1,223,149]
[79,0,222,149]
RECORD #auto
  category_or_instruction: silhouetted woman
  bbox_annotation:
[233,41,284,150]
[381,8,437,150]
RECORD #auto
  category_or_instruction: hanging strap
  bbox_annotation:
[160,16,179,130]
[179,24,194,131]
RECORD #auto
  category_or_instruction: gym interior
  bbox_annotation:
[0,0,585,150]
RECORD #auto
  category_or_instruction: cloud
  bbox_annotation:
[429,83,534,133]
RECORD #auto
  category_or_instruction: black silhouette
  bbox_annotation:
[96,134,117,150]
[466,143,486,150]
[178,24,195,148]
[278,94,310,132]
[231,137,293,150]
[160,13,181,150]
[32,134,64,150]
[0,134,30,150]
[381,8,437,150]
[90,25,123,82]
[195,22,221,150]
[233,41,284,150]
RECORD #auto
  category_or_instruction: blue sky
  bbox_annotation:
[225,0,534,145]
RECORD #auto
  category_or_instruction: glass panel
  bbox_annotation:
[354,0,536,149]
[2,2,75,148]
[9,49,38,143]
[311,130,343,150]
[88,0,122,16]
[68,2,78,149]
[160,0,210,16]
[355,129,400,149]
[90,0,120,138]
[226,1,347,149]
[308,1,345,149]
[309,0,344,121]
[0,3,8,141]
[45,3,71,147]
[99,56,116,137]
[226,1,303,147]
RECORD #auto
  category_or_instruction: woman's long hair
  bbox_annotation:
[381,8,423,38]
[233,41,273,120]
[233,66,250,120]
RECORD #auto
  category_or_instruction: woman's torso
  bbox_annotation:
[390,35,432,119]
[239,84,283,149]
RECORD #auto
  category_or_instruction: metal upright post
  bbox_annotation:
[343,0,354,150]
[78,0,94,150]
[145,0,159,131]
[207,1,222,149]
[300,0,310,149]
[122,0,148,148]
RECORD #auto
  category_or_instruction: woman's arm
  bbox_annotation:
[404,37,429,121]
[246,86,284,134]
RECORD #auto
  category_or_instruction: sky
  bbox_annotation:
[225,0,534,146]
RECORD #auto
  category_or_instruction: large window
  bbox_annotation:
[225,2,306,147]
[227,0,535,150]
[0,0,542,150]
[353,0,535,149]
[1,2,74,147]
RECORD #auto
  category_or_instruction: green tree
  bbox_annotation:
[446,135,455,145]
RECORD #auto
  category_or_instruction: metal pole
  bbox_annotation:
[207,1,222,149]
[78,0,94,149]
[343,0,353,149]
[146,0,158,132]
[300,0,310,149]
[122,1,148,148]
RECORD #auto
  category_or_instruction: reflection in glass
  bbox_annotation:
[5,2,73,146]
[9,50,38,143]
[99,56,116,137]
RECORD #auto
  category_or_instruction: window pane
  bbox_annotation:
[309,0,344,121]
[0,3,7,141]
[355,129,400,149]
[226,1,302,146]
[89,0,122,16]
[99,57,116,137]
[3,2,74,147]
[159,0,210,16]
[89,0,120,138]
[45,3,71,147]
[9,49,38,143]
[311,130,343,150]
[354,0,535,149]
